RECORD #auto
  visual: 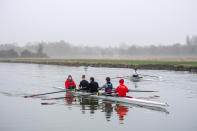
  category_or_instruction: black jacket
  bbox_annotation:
[88,81,99,93]
[79,80,89,89]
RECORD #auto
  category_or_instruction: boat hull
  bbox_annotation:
[54,86,168,109]
[89,95,168,109]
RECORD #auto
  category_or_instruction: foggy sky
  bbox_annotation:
[0,0,197,46]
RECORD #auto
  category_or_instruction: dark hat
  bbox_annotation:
[68,75,72,78]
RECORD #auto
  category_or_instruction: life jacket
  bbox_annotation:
[114,84,129,97]
[105,82,113,92]
[65,79,76,89]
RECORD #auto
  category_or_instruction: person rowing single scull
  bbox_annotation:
[133,68,139,77]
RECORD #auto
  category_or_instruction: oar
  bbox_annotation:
[42,96,78,100]
[110,88,158,93]
[41,102,56,105]
[140,74,160,78]
[130,89,158,92]
[111,76,125,79]
[136,95,160,100]
[111,76,130,79]
[24,90,66,98]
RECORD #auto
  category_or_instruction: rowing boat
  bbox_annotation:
[54,87,168,109]
[129,76,154,82]
[130,76,143,82]
[90,95,168,109]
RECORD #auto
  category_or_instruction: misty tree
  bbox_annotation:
[21,50,34,58]
[38,44,47,57]
[1,35,197,58]
[0,49,19,58]
[37,44,42,55]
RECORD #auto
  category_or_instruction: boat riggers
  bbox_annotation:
[24,90,66,98]
[55,86,158,93]
[48,87,169,109]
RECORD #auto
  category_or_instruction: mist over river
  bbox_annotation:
[0,63,197,131]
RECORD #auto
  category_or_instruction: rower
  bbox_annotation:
[78,75,89,90]
[133,68,139,77]
[65,75,76,89]
[88,77,99,93]
[99,77,113,94]
[114,79,129,97]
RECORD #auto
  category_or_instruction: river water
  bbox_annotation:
[0,63,197,131]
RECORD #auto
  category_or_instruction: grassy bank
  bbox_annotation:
[0,58,197,72]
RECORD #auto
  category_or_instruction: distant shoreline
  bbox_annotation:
[0,58,197,73]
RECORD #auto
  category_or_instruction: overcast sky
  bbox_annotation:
[0,0,196,46]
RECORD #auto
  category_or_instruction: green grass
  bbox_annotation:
[1,58,197,67]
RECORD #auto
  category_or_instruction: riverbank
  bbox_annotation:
[0,58,197,72]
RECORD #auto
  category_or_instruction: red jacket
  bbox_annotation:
[114,84,129,97]
[65,79,76,89]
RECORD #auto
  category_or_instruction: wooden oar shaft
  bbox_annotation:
[24,90,66,98]
[42,96,77,100]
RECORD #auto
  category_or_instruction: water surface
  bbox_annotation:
[0,63,197,131]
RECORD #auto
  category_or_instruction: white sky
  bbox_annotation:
[0,0,197,46]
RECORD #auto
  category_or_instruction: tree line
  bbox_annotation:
[0,36,197,58]
[0,44,47,58]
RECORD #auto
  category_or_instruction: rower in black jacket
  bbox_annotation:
[88,77,99,93]
[78,75,89,90]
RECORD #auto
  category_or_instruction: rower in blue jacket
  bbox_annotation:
[99,77,113,94]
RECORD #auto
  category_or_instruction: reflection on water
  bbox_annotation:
[115,105,129,124]
[60,92,129,123]
[47,92,168,124]
[102,102,113,121]
[65,92,76,105]
[1,63,197,131]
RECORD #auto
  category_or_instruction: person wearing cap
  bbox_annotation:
[78,75,89,90]
[114,79,129,97]
[99,77,113,94]
[65,75,76,89]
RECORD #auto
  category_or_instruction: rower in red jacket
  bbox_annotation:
[65,75,76,89]
[114,79,129,97]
